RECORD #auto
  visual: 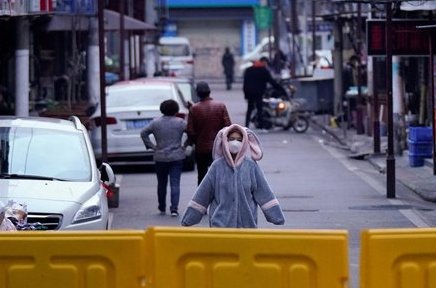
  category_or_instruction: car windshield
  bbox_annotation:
[158,44,190,57]
[0,127,91,181]
[175,82,194,102]
[107,86,174,108]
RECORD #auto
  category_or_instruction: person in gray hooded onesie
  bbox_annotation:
[181,123,285,228]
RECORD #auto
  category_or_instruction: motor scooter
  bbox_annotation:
[249,84,310,133]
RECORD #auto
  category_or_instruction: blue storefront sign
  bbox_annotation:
[167,0,260,8]
[163,22,178,36]
[55,0,95,15]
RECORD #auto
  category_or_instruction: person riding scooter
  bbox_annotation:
[243,57,286,131]
[249,79,310,133]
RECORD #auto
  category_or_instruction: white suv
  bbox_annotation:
[0,116,115,230]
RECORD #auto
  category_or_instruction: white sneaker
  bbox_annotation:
[171,211,179,217]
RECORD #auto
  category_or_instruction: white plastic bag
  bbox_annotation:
[0,201,17,231]
[4,200,27,227]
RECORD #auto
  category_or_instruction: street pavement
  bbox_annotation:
[312,115,436,203]
[110,80,436,288]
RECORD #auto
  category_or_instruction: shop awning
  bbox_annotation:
[103,9,155,31]
[45,9,156,31]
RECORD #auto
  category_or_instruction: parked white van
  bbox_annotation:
[158,36,195,79]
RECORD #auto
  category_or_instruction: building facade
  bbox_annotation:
[166,0,261,80]
[165,0,335,80]
[0,0,155,116]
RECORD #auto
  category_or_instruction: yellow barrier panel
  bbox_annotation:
[0,231,147,288]
[147,227,349,288]
[361,228,436,288]
[0,228,349,288]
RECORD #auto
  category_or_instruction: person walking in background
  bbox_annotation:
[341,55,360,128]
[221,47,235,90]
[181,124,285,228]
[243,56,285,131]
[272,49,287,75]
[140,99,187,217]
[187,81,231,185]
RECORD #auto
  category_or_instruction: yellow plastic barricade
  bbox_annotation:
[361,228,436,288]
[146,227,349,288]
[0,231,147,288]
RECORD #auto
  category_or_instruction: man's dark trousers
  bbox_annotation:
[195,152,213,185]
[245,95,264,129]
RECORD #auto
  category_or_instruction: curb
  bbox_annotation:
[402,183,436,202]
[310,117,349,148]
[369,154,436,203]
[315,120,436,203]
[367,154,386,174]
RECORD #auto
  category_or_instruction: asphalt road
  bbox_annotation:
[109,81,436,288]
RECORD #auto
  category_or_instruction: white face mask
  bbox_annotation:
[228,140,242,154]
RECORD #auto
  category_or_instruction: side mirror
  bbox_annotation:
[99,162,115,185]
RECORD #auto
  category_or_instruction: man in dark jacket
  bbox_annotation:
[187,81,232,185]
[243,57,285,130]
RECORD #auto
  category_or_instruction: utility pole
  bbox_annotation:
[290,0,298,78]
[273,0,281,55]
[301,0,308,74]
[87,18,99,107]
[369,4,380,154]
[385,2,395,198]
[312,0,316,64]
[356,3,365,134]
[145,0,157,77]
[98,0,108,163]
[333,17,343,118]
[267,0,273,61]
[15,17,29,117]
[119,0,126,80]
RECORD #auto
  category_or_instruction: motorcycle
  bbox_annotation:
[249,83,310,133]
